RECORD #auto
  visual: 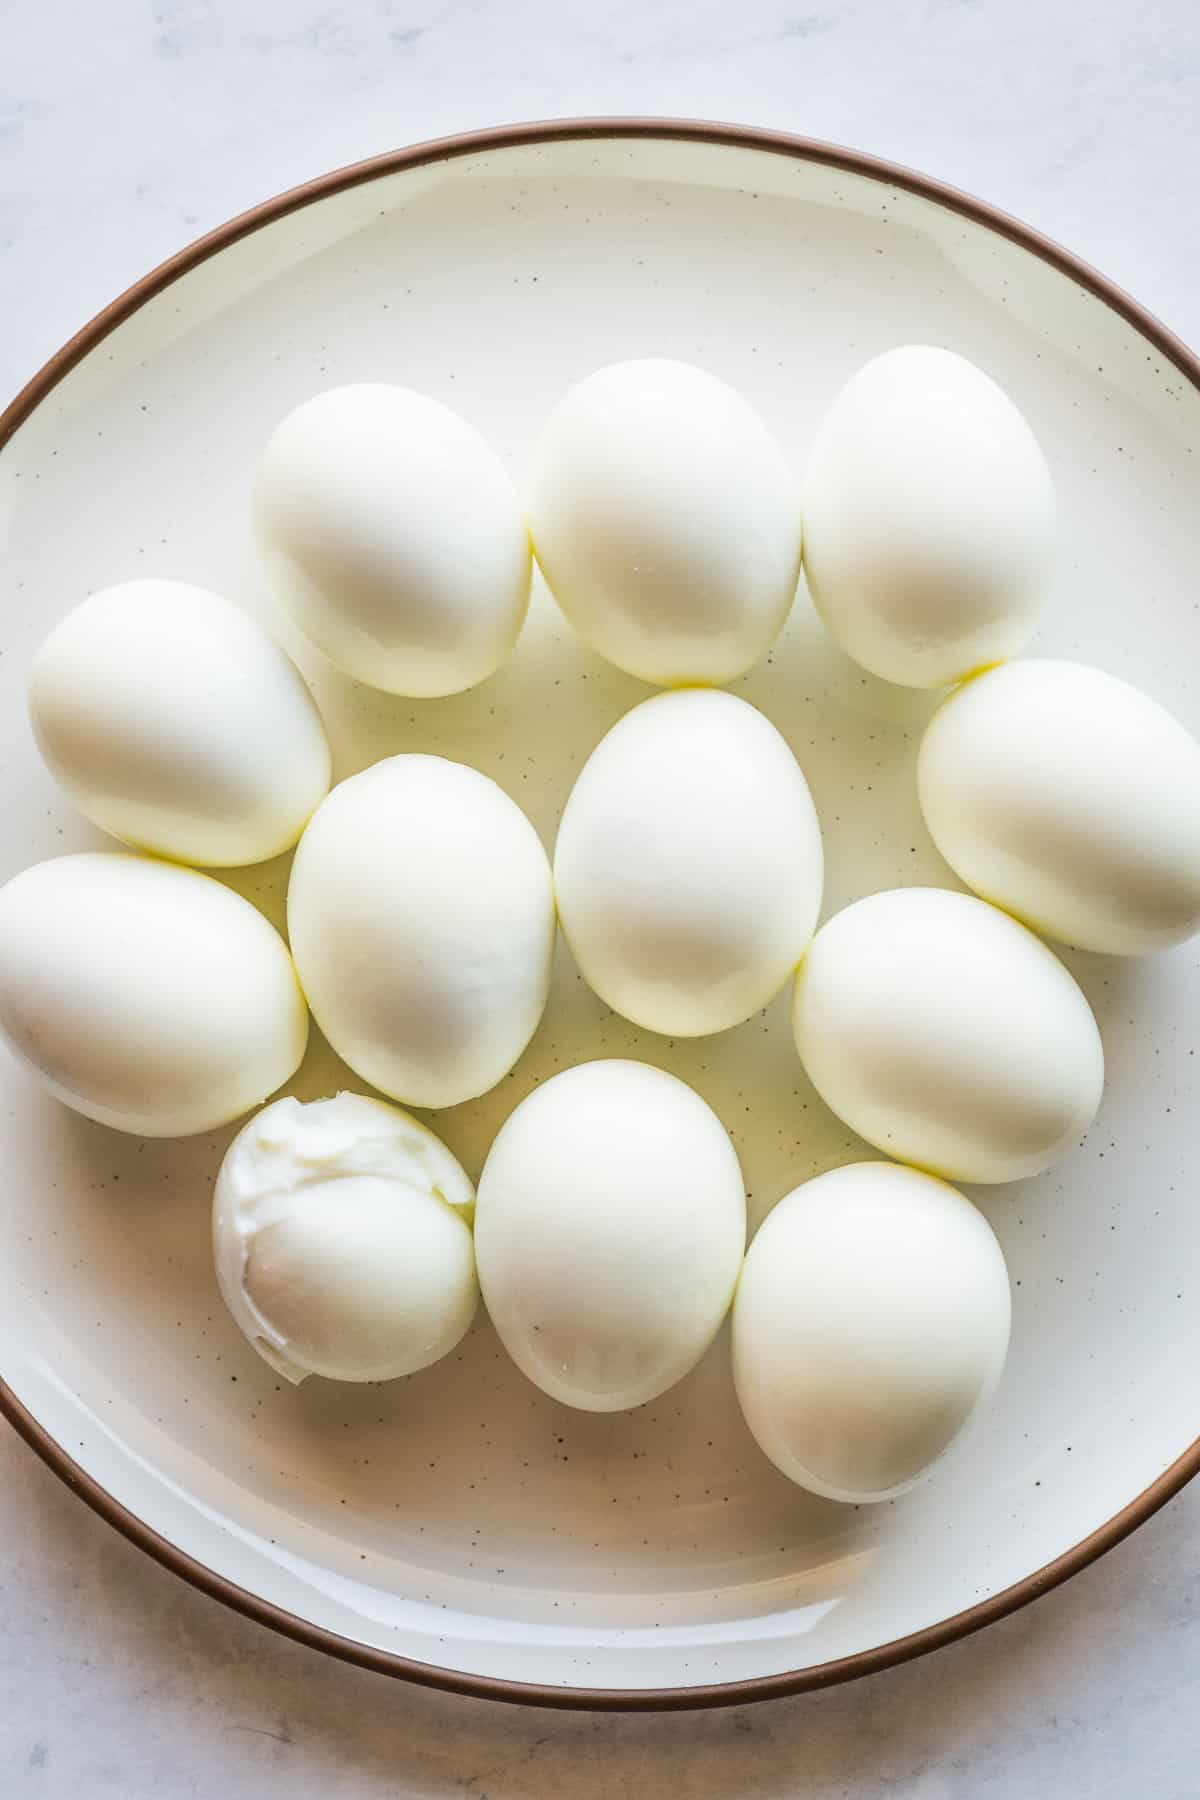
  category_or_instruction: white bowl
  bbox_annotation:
[1,119,1198,1709]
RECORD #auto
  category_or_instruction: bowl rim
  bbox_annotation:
[2,114,1198,1712]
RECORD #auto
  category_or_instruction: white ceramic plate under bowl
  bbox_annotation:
[2,120,1199,1710]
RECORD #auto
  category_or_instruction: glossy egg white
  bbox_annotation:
[28,579,331,868]
[0,853,307,1136]
[792,887,1104,1183]
[256,384,531,697]
[287,755,555,1109]
[475,1060,746,1412]
[554,690,823,1037]
[802,345,1055,687]
[919,658,1200,955]
[733,1161,1011,1503]
[214,1093,478,1385]
[527,359,802,685]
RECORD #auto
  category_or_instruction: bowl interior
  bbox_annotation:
[2,130,1199,1697]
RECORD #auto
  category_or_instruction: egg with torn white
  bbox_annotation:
[475,1060,746,1412]
[802,346,1054,687]
[214,1092,478,1385]
[0,853,307,1136]
[528,359,802,685]
[287,755,555,1109]
[554,690,823,1036]
[919,658,1200,955]
[29,579,331,868]
[792,886,1103,1183]
[257,384,531,697]
[733,1161,1011,1502]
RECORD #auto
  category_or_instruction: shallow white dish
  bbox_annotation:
[2,119,1199,1709]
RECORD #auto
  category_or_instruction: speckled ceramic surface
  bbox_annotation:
[1,127,1199,1701]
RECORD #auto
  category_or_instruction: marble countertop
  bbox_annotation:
[4,1,1200,1793]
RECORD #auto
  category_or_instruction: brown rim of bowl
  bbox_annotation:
[2,116,1199,1712]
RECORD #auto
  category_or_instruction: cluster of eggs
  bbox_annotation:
[4,347,1200,1510]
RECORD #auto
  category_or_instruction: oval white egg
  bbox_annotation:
[214,1092,477,1385]
[919,658,1200,956]
[554,690,823,1037]
[802,345,1055,687]
[733,1161,1011,1502]
[792,887,1103,1183]
[287,755,555,1108]
[527,359,802,685]
[256,384,531,697]
[29,579,331,867]
[475,1060,746,1412]
[0,853,308,1136]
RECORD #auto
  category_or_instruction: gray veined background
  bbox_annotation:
[2,1,1200,1794]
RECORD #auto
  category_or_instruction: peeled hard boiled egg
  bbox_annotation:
[802,346,1055,687]
[214,1093,477,1385]
[0,854,307,1136]
[554,690,823,1036]
[256,384,531,697]
[733,1161,1011,1502]
[287,755,555,1108]
[792,887,1103,1183]
[527,359,802,685]
[919,659,1200,956]
[29,579,331,867]
[475,1060,745,1412]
